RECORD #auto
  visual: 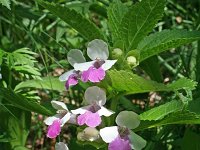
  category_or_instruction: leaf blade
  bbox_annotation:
[37,0,105,41]
[120,0,166,51]
[138,29,200,61]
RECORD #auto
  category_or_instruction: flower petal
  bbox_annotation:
[74,61,95,71]
[51,100,68,111]
[60,113,71,126]
[65,74,78,89]
[47,119,61,138]
[116,111,140,129]
[84,86,106,106]
[55,142,69,150]
[108,136,131,150]
[44,114,62,126]
[87,39,109,60]
[77,111,101,127]
[88,67,105,83]
[67,49,86,66]
[101,60,117,71]
[71,106,89,115]
[99,126,119,143]
[98,106,114,117]
[59,70,75,81]
[129,131,147,150]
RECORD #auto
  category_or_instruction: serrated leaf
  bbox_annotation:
[135,111,200,131]
[140,100,183,121]
[0,0,11,10]
[0,86,53,116]
[108,70,196,95]
[138,30,200,61]
[37,0,105,41]
[107,0,128,42]
[14,76,65,92]
[120,0,166,51]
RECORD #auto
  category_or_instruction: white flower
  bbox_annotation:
[55,142,69,150]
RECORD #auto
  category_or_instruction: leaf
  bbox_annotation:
[135,111,200,131]
[0,0,11,10]
[139,56,163,82]
[140,100,184,121]
[37,0,105,41]
[107,0,128,42]
[120,0,166,51]
[14,76,65,92]
[0,86,53,116]
[0,107,30,149]
[138,30,200,61]
[108,70,197,95]
[181,129,200,150]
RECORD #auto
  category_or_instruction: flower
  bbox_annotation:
[55,142,69,150]
[74,39,117,83]
[59,49,86,89]
[71,86,114,128]
[44,101,72,138]
[100,111,146,150]
[77,127,99,142]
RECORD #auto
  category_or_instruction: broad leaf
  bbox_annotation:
[120,0,166,51]
[0,0,11,10]
[138,30,200,61]
[15,76,65,92]
[181,129,200,150]
[37,0,105,41]
[140,100,183,121]
[0,86,53,116]
[107,0,128,42]
[108,70,196,95]
[140,56,163,82]
[135,111,200,131]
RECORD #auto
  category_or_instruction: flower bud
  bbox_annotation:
[77,127,99,142]
[112,48,123,59]
[126,56,137,66]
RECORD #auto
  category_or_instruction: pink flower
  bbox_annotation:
[74,39,117,83]
[71,86,114,127]
[100,111,146,150]
[59,49,85,89]
[44,101,72,138]
[59,40,117,89]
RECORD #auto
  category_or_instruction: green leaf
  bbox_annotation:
[0,107,30,149]
[0,86,53,116]
[0,0,11,10]
[135,111,200,131]
[108,70,197,95]
[107,0,128,42]
[181,129,200,150]
[120,0,166,51]
[14,76,65,92]
[37,0,105,41]
[140,56,163,82]
[138,30,200,61]
[140,100,184,121]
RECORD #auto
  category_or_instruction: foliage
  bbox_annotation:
[0,0,200,149]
